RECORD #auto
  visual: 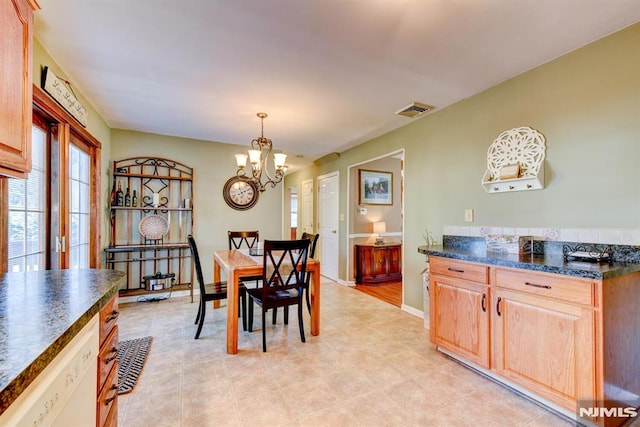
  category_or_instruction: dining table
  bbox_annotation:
[213,249,321,354]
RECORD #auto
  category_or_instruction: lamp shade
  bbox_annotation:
[373,221,386,235]
[235,153,248,168]
[248,149,261,165]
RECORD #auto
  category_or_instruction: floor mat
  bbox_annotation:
[117,336,153,394]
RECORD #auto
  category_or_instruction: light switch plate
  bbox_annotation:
[465,209,474,222]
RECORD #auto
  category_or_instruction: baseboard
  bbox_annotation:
[336,278,355,287]
[402,304,423,318]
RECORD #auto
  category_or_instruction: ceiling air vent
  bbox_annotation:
[395,102,434,118]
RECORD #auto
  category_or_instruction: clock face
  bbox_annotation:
[223,177,259,210]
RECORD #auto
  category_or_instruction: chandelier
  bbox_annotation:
[235,112,287,192]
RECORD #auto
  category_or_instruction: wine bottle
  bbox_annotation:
[110,181,116,206]
[124,187,131,207]
[132,190,138,207]
[116,183,124,206]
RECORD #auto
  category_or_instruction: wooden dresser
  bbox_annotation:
[355,243,402,284]
[97,296,119,427]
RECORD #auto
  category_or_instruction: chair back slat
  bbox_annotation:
[261,239,310,300]
[228,230,259,250]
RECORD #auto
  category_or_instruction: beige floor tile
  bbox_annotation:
[117,281,575,427]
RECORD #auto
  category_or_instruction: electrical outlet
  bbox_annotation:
[464,209,474,222]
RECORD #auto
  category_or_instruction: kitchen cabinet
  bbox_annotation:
[354,243,402,284]
[97,295,119,427]
[492,268,596,411]
[428,254,640,426]
[429,257,490,368]
[105,157,194,299]
[0,0,39,178]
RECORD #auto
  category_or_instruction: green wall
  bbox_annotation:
[110,130,285,282]
[285,22,640,311]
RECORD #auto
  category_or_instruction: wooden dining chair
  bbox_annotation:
[228,230,259,250]
[272,232,319,324]
[246,239,310,352]
[188,234,247,339]
[228,230,262,288]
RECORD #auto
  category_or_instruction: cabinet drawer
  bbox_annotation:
[495,268,594,306]
[430,257,489,284]
[99,296,119,346]
[98,325,119,392]
[97,360,118,427]
[103,401,118,427]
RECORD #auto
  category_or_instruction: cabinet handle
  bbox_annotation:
[447,267,464,273]
[481,294,487,312]
[496,297,502,316]
[524,281,552,290]
[106,310,119,322]
[105,347,118,363]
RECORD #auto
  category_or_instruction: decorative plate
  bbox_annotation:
[138,215,169,240]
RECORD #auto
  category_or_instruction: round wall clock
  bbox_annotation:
[222,177,259,210]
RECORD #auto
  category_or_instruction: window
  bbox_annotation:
[7,125,47,272]
[2,86,102,272]
[68,142,91,268]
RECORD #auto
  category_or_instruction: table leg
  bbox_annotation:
[213,262,221,309]
[310,264,320,336]
[226,269,239,354]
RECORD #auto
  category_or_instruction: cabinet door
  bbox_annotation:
[387,246,401,275]
[492,288,595,411]
[372,247,388,277]
[430,274,490,368]
[0,0,34,177]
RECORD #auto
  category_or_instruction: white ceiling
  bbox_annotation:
[34,0,640,170]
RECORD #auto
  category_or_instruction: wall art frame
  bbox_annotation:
[359,169,393,205]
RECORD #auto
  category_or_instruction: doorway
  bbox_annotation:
[317,172,339,281]
[347,150,404,307]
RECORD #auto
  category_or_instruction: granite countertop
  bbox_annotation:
[418,245,640,280]
[0,269,125,414]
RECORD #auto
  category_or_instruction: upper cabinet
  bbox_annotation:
[0,0,39,178]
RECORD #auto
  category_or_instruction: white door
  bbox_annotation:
[301,179,314,235]
[318,172,339,281]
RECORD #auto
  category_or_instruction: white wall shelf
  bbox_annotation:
[481,126,546,194]
[482,162,545,193]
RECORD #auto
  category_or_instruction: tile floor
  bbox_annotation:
[117,279,577,427]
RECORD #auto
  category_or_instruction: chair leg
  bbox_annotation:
[194,300,206,339]
[195,300,202,324]
[298,301,306,343]
[284,305,289,325]
[248,296,254,332]
[272,307,278,324]
[305,287,311,314]
[261,309,267,352]
[239,293,247,332]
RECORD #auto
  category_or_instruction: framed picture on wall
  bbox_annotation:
[359,169,393,205]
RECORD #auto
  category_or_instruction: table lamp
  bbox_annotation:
[373,221,386,245]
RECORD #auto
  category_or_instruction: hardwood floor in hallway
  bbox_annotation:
[353,282,402,307]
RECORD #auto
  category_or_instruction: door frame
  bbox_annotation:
[346,149,405,296]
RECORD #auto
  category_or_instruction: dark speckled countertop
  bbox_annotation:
[418,245,640,279]
[0,269,124,414]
